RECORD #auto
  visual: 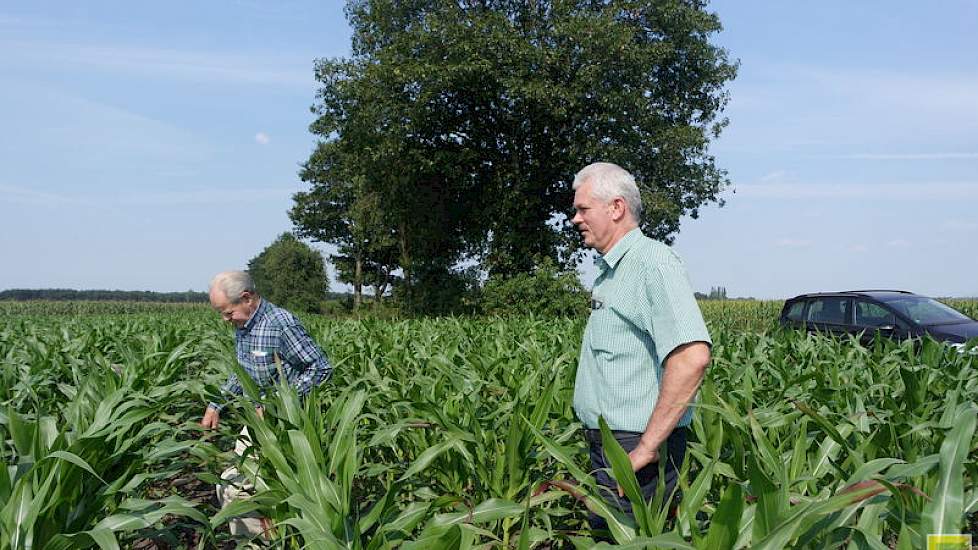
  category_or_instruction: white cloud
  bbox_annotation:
[886,239,912,248]
[255,132,270,145]
[775,238,812,248]
[848,244,868,253]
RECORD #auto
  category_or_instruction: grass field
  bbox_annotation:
[1,300,976,548]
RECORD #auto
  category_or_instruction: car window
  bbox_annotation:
[785,301,805,321]
[855,300,896,327]
[806,297,851,325]
[884,297,972,325]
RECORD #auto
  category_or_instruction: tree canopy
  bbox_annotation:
[248,233,331,314]
[293,0,737,312]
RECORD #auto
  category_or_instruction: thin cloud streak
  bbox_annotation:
[735,181,978,201]
[1,39,314,87]
[0,184,95,206]
[0,184,291,207]
[775,238,812,248]
[113,187,292,206]
[835,153,978,160]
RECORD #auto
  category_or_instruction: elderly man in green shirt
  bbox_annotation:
[571,162,712,533]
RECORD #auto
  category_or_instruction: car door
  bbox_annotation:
[805,296,855,338]
[781,299,808,329]
[853,299,899,345]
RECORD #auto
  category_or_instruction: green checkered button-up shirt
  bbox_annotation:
[574,228,711,432]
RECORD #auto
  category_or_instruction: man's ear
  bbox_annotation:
[610,197,628,221]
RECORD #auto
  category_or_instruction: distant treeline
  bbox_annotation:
[0,288,354,304]
[0,289,209,302]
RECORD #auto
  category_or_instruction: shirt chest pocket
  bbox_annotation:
[245,347,281,369]
[587,300,647,358]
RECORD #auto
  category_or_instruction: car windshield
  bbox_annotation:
[883,297,972,325]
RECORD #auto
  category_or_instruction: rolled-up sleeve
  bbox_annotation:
[644,258,712,363]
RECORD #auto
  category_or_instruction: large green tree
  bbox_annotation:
[294,0,737,309]
[247,233,330,314]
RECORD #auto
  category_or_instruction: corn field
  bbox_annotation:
[1,301,976,548]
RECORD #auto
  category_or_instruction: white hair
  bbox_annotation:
[209,271,256,303]
[573,162,643,222]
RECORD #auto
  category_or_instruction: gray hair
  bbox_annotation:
[573,162,643,222]
[210,271,256,303]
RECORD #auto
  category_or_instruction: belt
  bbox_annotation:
[583,427,688,444]
[583,429,641,444]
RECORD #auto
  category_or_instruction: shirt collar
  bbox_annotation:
[597,227,643,272]
[240,297,266,332]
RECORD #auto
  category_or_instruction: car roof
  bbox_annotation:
[785,290,918,301]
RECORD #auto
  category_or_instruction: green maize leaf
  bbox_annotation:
[793,401,853,452]
[678,461,714,531]
[47,528,121,550]
[751,482,889,550]
[846,458,905,485]
[516,495,531,550]
[402,524,462,550]
[42,450,107,485]
[431,498,524,526]
[963,488,978,515]
[921,403,977,537]
[209,490,285,527]
[522,415,591,484]
[610,531,696,549]
[748,451,785,543]
[841,526,891,550]
[399,435,465,481]
[894,521,913,550]
[886,454,939,480]
[703,482,743,550]
[328,390,366,476]
[6,406,34,458]
[598,416,652,535]
[0,460,11,505]
[277,516,343,549]
[287,429,329,506]
[4,477,33,550]
[144,439,196,461]
[227,360,263,403]
[379,500,430,537]
[359,482,401,534]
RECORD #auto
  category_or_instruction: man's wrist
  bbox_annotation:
[637,437,660,455]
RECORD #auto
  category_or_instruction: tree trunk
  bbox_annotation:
[353,252,363,309]
[398,222,411,286]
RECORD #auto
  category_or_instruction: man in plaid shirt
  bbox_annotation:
[200,270,332,429]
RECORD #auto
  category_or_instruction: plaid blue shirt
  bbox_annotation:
[208,299,332,411]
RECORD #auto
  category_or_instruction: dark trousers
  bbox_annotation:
[585,427,688,535]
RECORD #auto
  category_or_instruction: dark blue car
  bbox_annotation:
[780,290,978,352]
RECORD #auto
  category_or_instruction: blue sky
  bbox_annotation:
[2,1,976,299]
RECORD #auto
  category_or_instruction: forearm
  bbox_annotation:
[638,342,710,451]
